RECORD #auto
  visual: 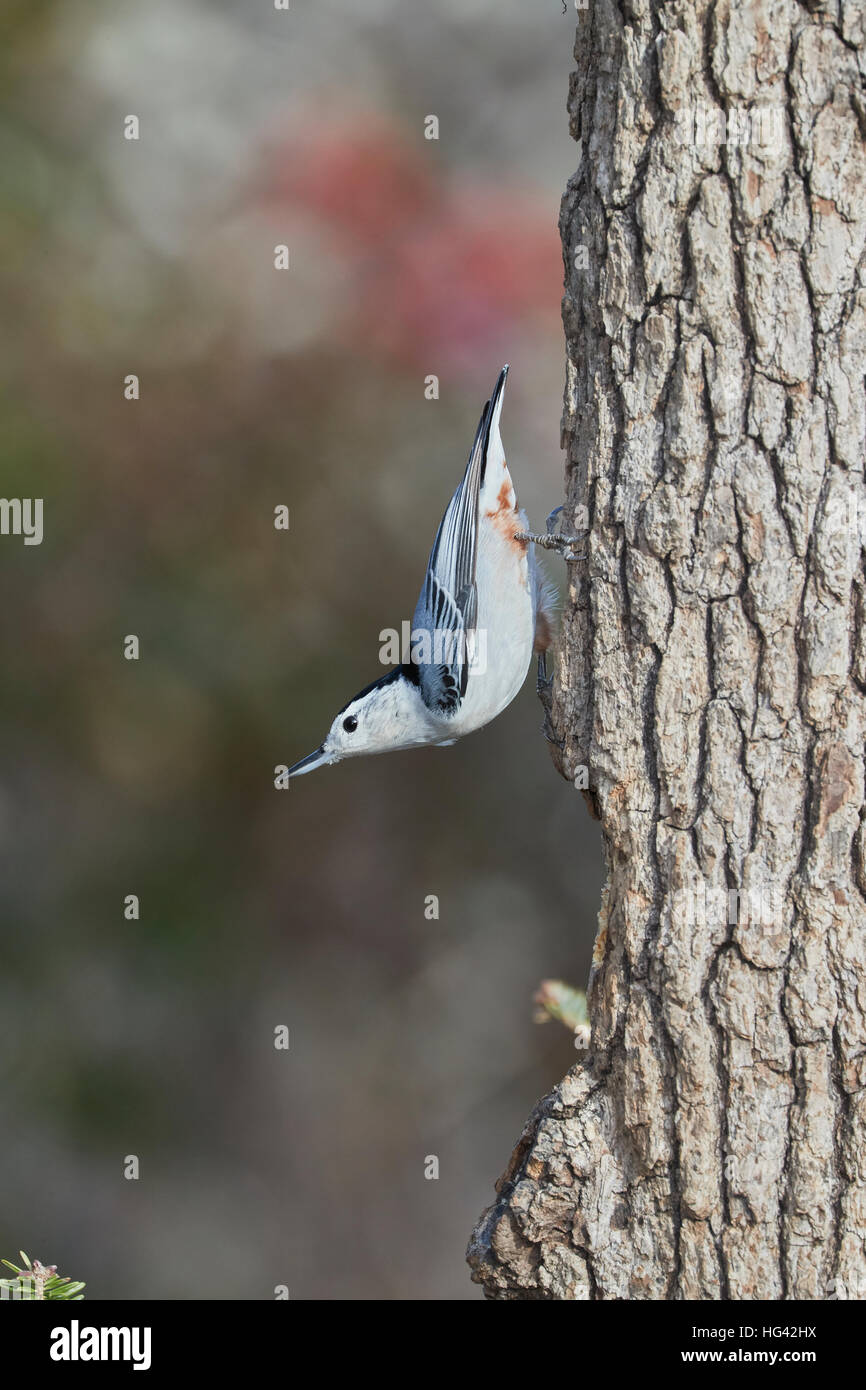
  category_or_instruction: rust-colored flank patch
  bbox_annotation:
[485,475,516,516]
[486,470,527,554]
[533,609,553,653]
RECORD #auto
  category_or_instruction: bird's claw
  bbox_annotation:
[537,652,563,748]
[515,507,587,563]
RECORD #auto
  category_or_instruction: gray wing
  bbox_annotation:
[411,391,496,715]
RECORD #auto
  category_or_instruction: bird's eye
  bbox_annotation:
[343,715,358,733]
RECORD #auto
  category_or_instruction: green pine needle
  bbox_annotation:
[0,1253,85,1301]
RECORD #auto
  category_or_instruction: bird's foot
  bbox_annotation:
[517,530,586,560]
[515,506,587,562]
[537,652,563,747]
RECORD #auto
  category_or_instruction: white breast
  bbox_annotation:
[449,456,535,737]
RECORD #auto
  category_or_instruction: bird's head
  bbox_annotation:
[288,666,426,777]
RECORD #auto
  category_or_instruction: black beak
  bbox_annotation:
[287,746,331,778]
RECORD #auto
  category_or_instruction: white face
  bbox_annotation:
[289,674,425,777]
[323,693,393,763]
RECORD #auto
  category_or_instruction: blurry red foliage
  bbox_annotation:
[256,116,561,374]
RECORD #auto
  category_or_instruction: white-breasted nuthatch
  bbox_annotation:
[289,365,567,777]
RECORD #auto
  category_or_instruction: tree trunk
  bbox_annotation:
[468,0,866,1300]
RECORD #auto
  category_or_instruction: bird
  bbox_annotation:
[288,365,561,778]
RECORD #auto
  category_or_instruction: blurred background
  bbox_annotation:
[0,0,602,1299]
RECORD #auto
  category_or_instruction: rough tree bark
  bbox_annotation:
[468,0,866,1299]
